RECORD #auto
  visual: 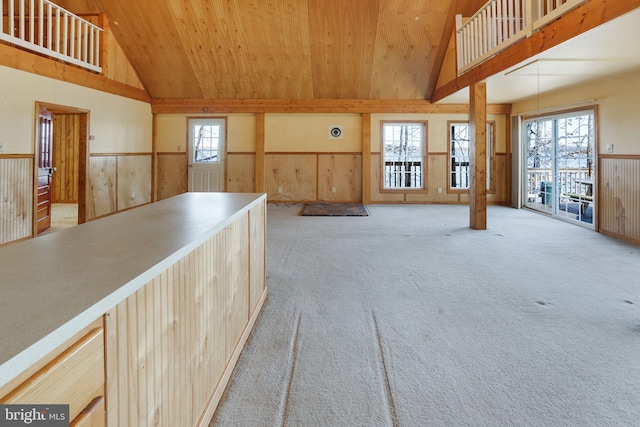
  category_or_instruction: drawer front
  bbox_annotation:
[1,328,104,422]
[71,396,105,427]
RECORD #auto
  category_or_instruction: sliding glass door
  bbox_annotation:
[524,109,595,226]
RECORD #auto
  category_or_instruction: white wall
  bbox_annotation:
[511,68,640,155]
[0,65,152,154]
[155,113,256,153]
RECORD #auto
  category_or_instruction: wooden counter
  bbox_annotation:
[0,192,267,426]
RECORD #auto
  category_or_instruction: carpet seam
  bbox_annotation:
[372,311,399,427]
[276,309,301,427]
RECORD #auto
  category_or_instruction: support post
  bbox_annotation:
[362,113,371,204]
[469,81,487,230]
[255,113,265,193]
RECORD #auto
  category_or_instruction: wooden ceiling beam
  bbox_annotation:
[0,42,150,103]
[151,98,511,115]
[431,0,640,103]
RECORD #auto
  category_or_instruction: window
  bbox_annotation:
[382,122,426,189]
[191,120,222,164]
[448,121,495,191]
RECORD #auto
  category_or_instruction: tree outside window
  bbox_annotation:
[382,122,426,190]
[448,121,495,191]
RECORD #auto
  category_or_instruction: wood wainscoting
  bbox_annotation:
[599,155,640,244]
[155,151,363,203]
[104,200,266,427]
[0,156,34,245]
[227,153,256,193]
[266,153,362,203]
[1,152,152,244]
[156,152,188,200]
[88,153,152,220]
[156,152,256,201]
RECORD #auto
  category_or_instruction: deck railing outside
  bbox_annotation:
[456,0,585,74]
[384,159,423,189]
[0,0,102,72]
[526,167,591,202]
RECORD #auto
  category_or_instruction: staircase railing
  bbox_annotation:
[0,0,102,72]
[456,0,585,75]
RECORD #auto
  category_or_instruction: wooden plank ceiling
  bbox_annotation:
[56,0,487,100]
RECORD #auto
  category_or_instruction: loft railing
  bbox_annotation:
[456,0,585,74]
[0,0,102,72]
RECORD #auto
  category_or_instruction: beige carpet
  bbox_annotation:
[211,204,640,426]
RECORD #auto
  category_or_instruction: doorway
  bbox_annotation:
[187,117,226,192]
[34,102,90,236]
[523,109,596,227]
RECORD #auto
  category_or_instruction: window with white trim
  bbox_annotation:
[382,122,426,189]
[448,121,495,191]
[191,120,222,164]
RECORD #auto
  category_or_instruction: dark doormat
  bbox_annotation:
[300,202,369,217]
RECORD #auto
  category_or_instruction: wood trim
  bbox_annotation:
[446,120,497,193]
[152,99,512,115]
[255,113,265,193]
[265,151,363,155]
[0,43,150,103]
[362,113,371,204]
[505,114,512,206]
[78,112,89,225]
[599,154,640,160]
[98,13,109,76]
[432,0,640,102]
[599,230,640,246]
[378,120,429,193]
[0,154,34,159]
[90,152,152,157]
[224,117,229,192]
[157,152,188,156]
[152,114,158,202]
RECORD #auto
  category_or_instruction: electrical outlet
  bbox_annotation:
[331,187,336,193]
[131,191,136,199]
[277,186,282,193]
[437,187,443,194]
[606,143,614,153]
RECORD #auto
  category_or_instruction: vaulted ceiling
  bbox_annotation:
[55,0,488,100]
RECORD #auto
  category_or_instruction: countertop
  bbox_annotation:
[0,192,266,389]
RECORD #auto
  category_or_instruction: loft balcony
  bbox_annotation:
[0,0,102,72]
[456,0,586,75]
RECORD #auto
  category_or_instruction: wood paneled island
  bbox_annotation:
[0,192,267,426]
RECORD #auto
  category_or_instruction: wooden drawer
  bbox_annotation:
[71,396,105,427]
[1,328,105,422]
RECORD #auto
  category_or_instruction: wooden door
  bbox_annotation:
[52,114,81,203]
[36,107,54,235]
